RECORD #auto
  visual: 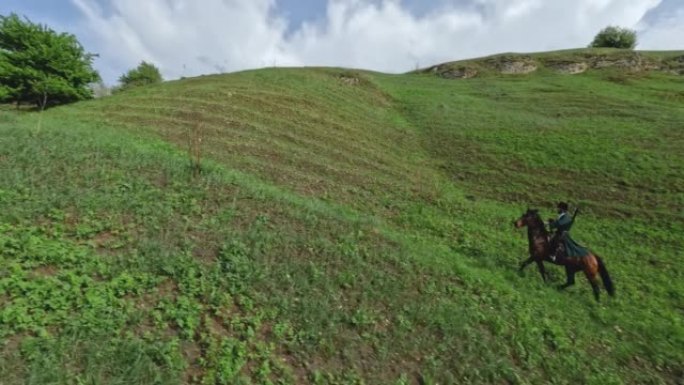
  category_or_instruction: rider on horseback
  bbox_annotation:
[548,202,588,262]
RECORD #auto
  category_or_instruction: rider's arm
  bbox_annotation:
[550,214,571,229]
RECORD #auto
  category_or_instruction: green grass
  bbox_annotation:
[0,49,682,384]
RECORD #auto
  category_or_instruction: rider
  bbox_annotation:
[548,202,588,262]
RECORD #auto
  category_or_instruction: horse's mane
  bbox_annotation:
[528,210,549,236]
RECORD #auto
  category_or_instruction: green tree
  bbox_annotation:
[0,13,100,108]
[589,26,637,49]
[119,61,163,90]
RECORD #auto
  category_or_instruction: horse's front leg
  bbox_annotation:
[519,256,534,273]
[536,260,548,282]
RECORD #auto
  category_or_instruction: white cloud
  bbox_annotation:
[638,7,684,50]
[72,0,295,82]
[71,0,681,84]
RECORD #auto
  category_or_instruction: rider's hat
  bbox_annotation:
[557,202,569,211]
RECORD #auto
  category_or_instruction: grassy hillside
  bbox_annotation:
[0,49,682,384]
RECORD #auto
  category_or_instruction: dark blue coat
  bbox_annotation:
[550,212,589,257]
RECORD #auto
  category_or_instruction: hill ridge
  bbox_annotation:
[421,48,684,78]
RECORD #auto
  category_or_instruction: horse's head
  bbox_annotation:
[514,208,541,229]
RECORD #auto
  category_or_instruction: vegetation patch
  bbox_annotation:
[0,49,683,384]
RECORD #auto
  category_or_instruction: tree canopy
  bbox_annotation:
[590,26,638,49]
[0,13,100,108]
[119,61,163,90]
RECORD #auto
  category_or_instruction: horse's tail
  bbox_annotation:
[596,255,615,296]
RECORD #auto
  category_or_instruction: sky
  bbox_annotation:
[1,0,682,84]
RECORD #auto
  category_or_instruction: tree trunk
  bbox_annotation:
[36,91,48,133]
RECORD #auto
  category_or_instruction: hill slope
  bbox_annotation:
[0,49,682,384]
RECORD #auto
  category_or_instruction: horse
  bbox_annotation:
[513,209,615,301]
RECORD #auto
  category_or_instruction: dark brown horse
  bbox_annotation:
[514,209,614,301]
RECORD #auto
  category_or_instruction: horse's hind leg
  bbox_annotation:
[584,257,601,301]
[584,269,600,301]
[558,267,576,290]
[589,278,600,301]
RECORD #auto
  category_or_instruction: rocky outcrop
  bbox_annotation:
[433,66,478,79]
[592,57,641,69]
[424,51,684,79]
[496,60,538,74]
[587,53,665,72]
[339,76,361,86]
[548,62,588,74]
[664,55,684,75]
[544,53,664,74]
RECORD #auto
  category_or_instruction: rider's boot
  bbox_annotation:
[551,245,565,263]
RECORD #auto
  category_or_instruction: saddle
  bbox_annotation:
[550,232,566,258]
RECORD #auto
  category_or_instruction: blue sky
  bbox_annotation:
[2,0,682,84]
[0,0,452,27]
